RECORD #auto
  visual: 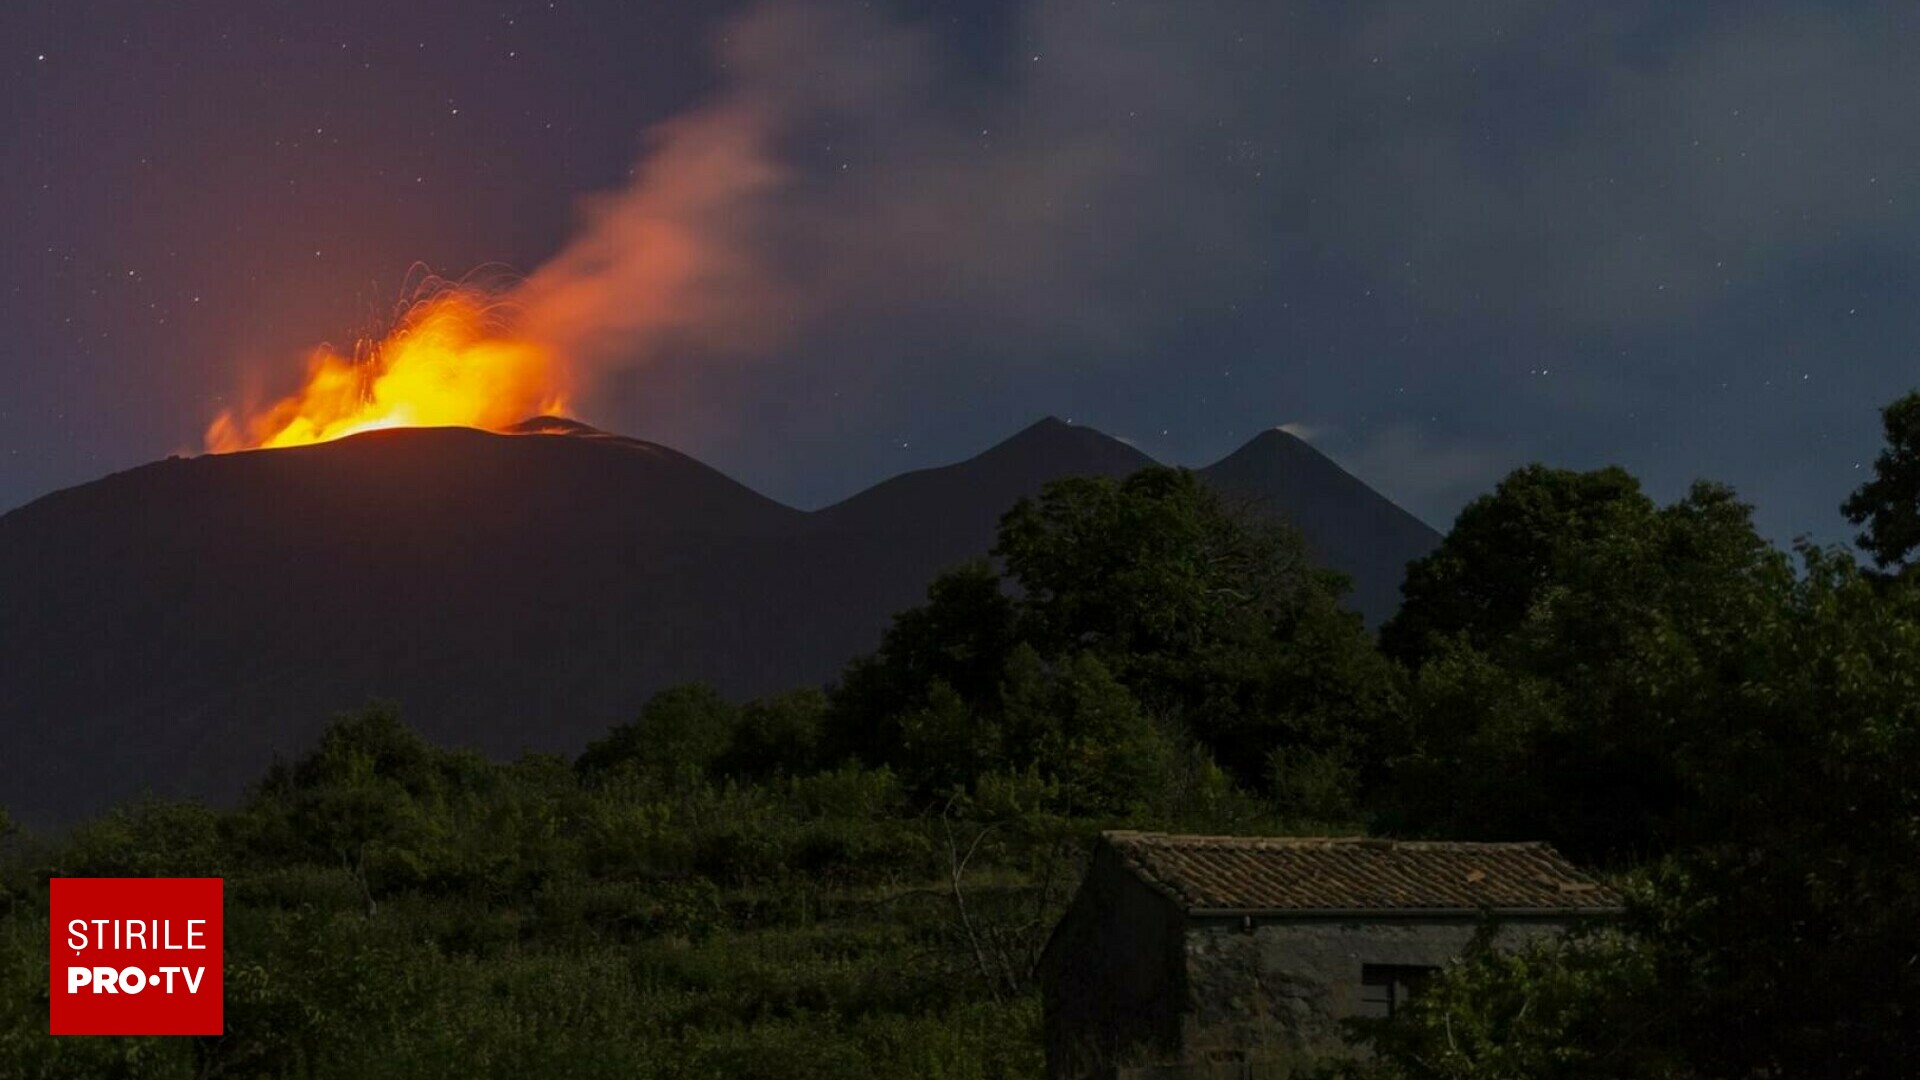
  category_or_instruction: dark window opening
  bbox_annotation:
[1358,963,1439,1018]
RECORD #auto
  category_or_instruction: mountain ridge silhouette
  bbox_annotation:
[0,417,1437,826]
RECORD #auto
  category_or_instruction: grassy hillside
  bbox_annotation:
[0,707,1311,1079]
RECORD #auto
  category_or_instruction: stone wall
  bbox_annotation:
[1179,915,1575,1068]
[1040,845,1189,1079]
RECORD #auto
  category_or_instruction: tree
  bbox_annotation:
[1379,472,1789,862]
[1346,931,1681,1080]
[1842,389,1920,571]
[824,467,1391,812]
[999,646,1174,817]
[1640,548,1920,1077]
[826,560,1018,769]
[895,680,1000,796]
[997,469,1331,670]
[239,705,442,913]
[1361,551,1920,1078]
[1380,465,1652,668]
[996,468,1392,798]
[717,688,827,781]
[577,682,737,786]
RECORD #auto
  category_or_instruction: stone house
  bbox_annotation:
[1039,832,1622,1079]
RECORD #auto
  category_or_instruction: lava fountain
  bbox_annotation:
[204,281,571,453]
[204,31,789,455]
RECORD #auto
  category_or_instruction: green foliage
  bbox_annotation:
[896,680,1000,797]
[1342,930,1682,1080]
[1351,436,1920,1075]
[827,560,1018,770]
[1356,549,1920,1078]
[2,657,1322,1080]
[233,704,545,907]
[1842,389,1920,570]
[1000,647,1174,817]
[0,706,1058,1079]
[1382,465,1652,667]
[578,682,737,787]
[1377,642,1567,844]
[1379,472,1789,861]
[719,688,828,781]
[997,468,1308,662]
[996,469,1388,794]
[56,799,227,879]
[827,467,1390,822]
[0,909,198,1078]
[1637,549,1920,1077]
[16,442,1917,1080]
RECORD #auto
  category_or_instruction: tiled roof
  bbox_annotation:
[1103,832,1623,914]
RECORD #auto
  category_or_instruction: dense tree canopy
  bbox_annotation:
[577,682,737,788]
[1842,389,1920,570]
[1344,930,1678,1080]
[1381,465,1652,667]
[826,561,1018,773]
[827,467,1392,818]
[1378,469,1789,862]
[1641,550,1920,1077]
[1355,552,1920,1080]
[1337,392,1920,1077]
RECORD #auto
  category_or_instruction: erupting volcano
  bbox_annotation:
[198,35,790,456]
[203,282,572,453]
[1,413,1439,828]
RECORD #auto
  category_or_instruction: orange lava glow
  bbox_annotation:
[204,287,570,453]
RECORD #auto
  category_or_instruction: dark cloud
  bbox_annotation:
[517,1,1273,375]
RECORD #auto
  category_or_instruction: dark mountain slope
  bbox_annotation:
[0,418,1434,826]
[807,417,1157,635]
[0,425,818,826]
[1198,428,1440,626]
[819,417,1155,541]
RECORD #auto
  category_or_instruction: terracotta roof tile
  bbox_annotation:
[1103,832,1623,914]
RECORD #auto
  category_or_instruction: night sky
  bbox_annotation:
[5,1,1917,543]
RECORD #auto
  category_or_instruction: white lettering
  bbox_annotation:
[60,918,214,952]
[119,967,145,994]
[67,966,91,993]
[181,967,204,994]
[93,966,119,993]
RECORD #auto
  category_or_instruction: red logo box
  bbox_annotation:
[49,878,223,1036]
